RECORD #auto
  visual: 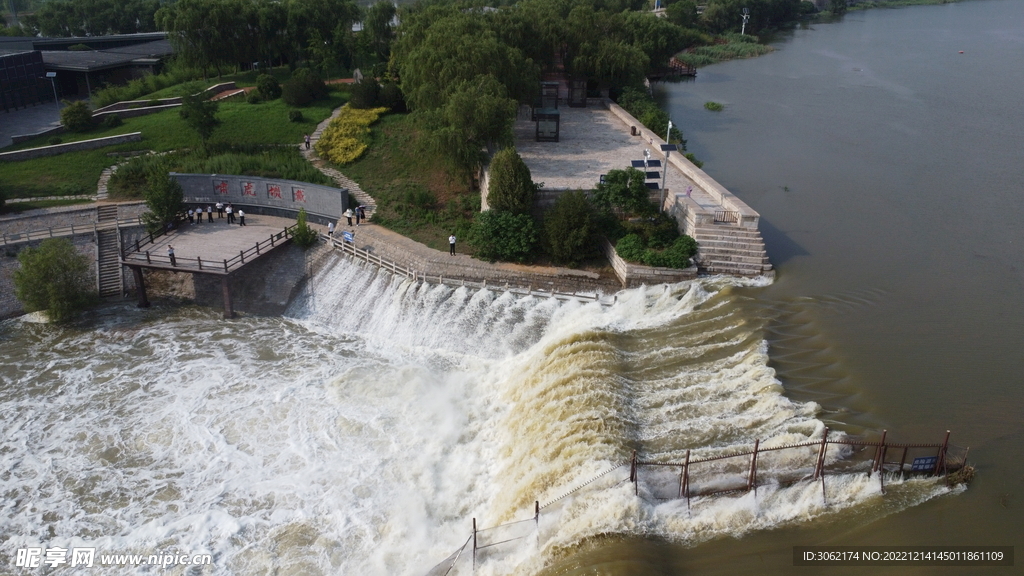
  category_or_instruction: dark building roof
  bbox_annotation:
[40,39,173,72]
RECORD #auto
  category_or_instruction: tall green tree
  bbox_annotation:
[14,238,95,323]
[487,147,537,214]
[142,172,186,234]
[362,1,396,63]
[592,167,655,216]
[179,91,220,145]
[544,190,597,266]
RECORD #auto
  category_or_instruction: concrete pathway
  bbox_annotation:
[300,106,378,217]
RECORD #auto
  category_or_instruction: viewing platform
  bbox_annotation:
[120,214,301,317]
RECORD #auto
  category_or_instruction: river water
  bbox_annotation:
[2,2,1022,575]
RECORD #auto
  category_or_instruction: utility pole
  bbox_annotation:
[741,8,750,36]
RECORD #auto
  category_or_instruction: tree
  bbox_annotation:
[829,0,847,15]
[14,238,95,322]
[544,190,596,267]
[487,147,537,214]
[60,101,93,132]
[349,78,380,109]
[362,0,396,62]
[179,91,219,145]
[282,68,328,106]
[290,208,320,248]
[468,210,537,263]
[666,0,699,29]
[256,74,282,100]
[592,167,655,216]
[141,172,185,234]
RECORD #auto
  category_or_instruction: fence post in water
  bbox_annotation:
[747,439,759,492]
[472,518,477,570]
[870,430,887,476]
[678,449,690,499]
[934,430,951,476]
[535,501,540,528]
[813,427,829,480]
[898,446,909,479]
[632,450,639,495]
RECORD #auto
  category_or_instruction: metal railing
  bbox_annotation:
[121,225,298,274]
[713,210,739,224]
[1,217,144,246]
[424,430,968,574]
[329,236,615,306]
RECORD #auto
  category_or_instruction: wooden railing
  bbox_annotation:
[329,236,613,305]
[121,225,298,274]
[1,217,144,246]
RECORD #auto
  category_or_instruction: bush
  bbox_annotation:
[102,114,123,128]
[246,91,263,104]
[544,190,596,267]
[468,210,537,263]
[256,74,282,100]
[91,66,200,108]
[47,137,63,145]
[704,101,724,111]
[282,68,329,107]
[349,78,380,109]
[291,208,320,249]
[684,152,704,169]
[60,101,93,132]
[487,147,537,215]
[288,110,304,122]
[615,232,697,269]
[13,238,96,322]
[379,82,406,112]
[621,213,680,249]
[68,43,91,51]
[616,86,686,147]
[314,105,388,164]
[592,167,655,217]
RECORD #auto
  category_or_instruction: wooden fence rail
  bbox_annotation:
[2,217,145,246]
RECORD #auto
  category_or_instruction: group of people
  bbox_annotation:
[342,205,367,227]
[186,202,246,226]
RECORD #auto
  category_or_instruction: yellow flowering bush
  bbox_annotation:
[315,105,388,165]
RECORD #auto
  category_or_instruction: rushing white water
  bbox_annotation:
[0,255,953,575]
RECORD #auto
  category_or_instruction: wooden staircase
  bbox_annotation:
[96,205,123,297]
[692,223,773,277]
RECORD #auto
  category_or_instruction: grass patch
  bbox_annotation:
[849,0,962,10]
[0,92,346,200]
[339,113,479,252]
[704,101,724,111]
[676,33,775,68]
[0,198,94,214]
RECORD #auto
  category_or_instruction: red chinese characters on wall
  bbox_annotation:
[214,180,229,195]
[267,184,283,199]
[292,188,306,202]
[242,181,256,197]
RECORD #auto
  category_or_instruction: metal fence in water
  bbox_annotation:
[424,430,968,575]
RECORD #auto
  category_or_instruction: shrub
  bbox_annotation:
[13,238,96,322]
[616,86,686,147]
[314,105,388,164]
[288,110,304,122]
[592,167,655,217]
[487,147,537,215]
[47,137,63,145]
[379,82,406,112]
[141,172,186,234]
[704,101,724,111]
[60,101,93,132]
[102,114,123,128]
[256,74,282,100]
[349,78,380,109]
[684,152,704,168]
[615,232,697,269]
[544,190,596,267]
[468,210,537,263]
[246,91,263,104]
[282,68,328,107]
[290,208,320,248]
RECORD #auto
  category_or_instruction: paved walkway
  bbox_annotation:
[514,106,724,212]
[300,106,378,217]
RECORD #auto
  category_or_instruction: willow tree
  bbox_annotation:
[14,238,95,323]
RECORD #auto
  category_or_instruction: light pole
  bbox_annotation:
[741,8,750,36]
[45,72,59,109]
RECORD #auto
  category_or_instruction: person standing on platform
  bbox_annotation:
[167,245,176,266]
[449,233,456,256]
[344,208,354,226]
[226,204,234,224]
[357,205,366,223]
[355,208,361,226]
[216,202,224,218]
[207,206,214,223]
[188,209,195,225]
[328,222,335,237]
[304,134,311,150]
[238,209,246,226]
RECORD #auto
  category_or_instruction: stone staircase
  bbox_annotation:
[692,223,773,277]
[301,106,377,218]
[96,205,123,297]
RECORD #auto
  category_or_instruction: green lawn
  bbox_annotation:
[0,91,347,200]
[339,113,480,252]
[0,198,94,213]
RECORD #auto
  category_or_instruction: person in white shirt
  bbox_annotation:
[449,234,456,256]
[238,209,246,226]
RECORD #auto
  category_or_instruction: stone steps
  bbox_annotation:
[692,224,773,276]
[301,105,377,220]
[96,228,122,297]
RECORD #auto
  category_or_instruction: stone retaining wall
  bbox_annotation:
[172,173,349,223]
[0,133,142,162]
[600,238,697,287]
